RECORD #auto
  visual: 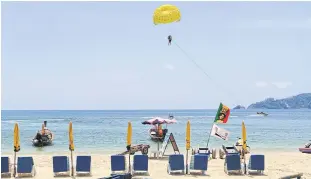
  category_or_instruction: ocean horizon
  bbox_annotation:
[2,109,310,154]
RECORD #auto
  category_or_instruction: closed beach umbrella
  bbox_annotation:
[14,123,20,152]
[68,122,74,176]
[127,122,132,148]
[126,122,132,171]
[13,123,20,177]
[186,120,191,174]
[242,121,247,174]
[69,122,74,151]
[186,121,191,150]
[242,121,247,151]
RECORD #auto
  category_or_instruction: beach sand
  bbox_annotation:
[2,151,311,179]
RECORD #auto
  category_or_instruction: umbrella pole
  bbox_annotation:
[71,150,74,176]
[128,147,131,172]
[13,151,16,177]
[186,149,189,174]
[243,150,246,174]
[157,140,160,159]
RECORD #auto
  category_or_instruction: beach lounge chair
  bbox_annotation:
[17,157,36,177]
[111,155,126,174]
[189,154,208,175]
[224,154,242,175]
[1,157,11,177]
[132,154,149,175]
[76,156,91,176]
[247,154,265,174]
[167,154,185,174]
[52,156,70,176]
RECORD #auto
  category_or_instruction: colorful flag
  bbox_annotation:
[214,103,230,124]
[210,124,230,141]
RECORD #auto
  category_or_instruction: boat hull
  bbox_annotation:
[257,113,268,116]
[148,128,168,142]
[32,139,52,147]
[32,134,53,147]
[299,148,311,153]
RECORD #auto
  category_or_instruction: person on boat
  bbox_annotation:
[168,35,172,45]
[305,141,311,148]
[44,127,49,134]
[35,131,43,143]
[158,124,163,137]
[44,127,54,139]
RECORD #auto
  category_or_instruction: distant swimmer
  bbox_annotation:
[168,35,172,45]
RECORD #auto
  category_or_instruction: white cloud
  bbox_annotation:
[255,81,268,88]
[164,64,175,71]
[271,82,292,89]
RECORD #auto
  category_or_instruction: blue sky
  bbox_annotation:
[2,2,311,110]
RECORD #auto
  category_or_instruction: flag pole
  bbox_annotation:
[205,103,221,152]
[205,123,214,152]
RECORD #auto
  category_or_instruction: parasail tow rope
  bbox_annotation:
[172,40,241,106]
[173,41,213,81]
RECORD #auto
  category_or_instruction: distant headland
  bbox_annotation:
[233,105,246,110]
[234,93,311,109]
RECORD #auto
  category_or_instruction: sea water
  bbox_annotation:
[1,109,310,154]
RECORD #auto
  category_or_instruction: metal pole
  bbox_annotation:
[157,140,160,159]
[126,145,131,172]
[243,149,246,174]
[128,152,131,172]
[13,152,16,177]
[71,150,74,176]
[186,149,189,174]
[205,123,214,152]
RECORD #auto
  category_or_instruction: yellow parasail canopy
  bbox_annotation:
[153,4,181,25]
[127,122,132,147]
[186,120,191,150]
[242,121,247,151]
[14,123,20,152]
[69,121,74,151]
